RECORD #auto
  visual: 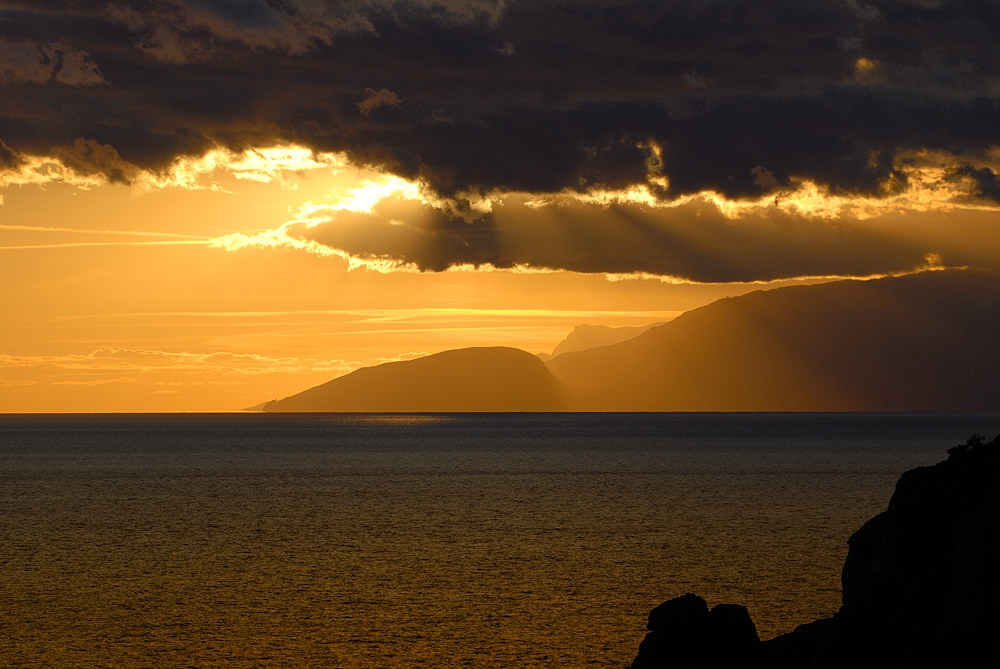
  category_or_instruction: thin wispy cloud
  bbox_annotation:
[0,240,211,250]
[0,224,211,238]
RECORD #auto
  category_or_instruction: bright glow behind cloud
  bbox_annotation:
[0,143,352,194]
[198,144,1000,283]
[4,140,999,282]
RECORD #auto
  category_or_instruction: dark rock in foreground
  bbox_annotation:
[630,593,762,669]
[630,434,1000,669]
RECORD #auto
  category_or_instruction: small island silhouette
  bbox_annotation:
[262,346,568,412]
[629,433,1000,669]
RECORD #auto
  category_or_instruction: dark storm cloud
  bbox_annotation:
[0,137,21,168]
[53,138,139,184]
[1,0,999,199]
[956,164,1000,203]
[0,36,106,85]
[290,194,1000,282]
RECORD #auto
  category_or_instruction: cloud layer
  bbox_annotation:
[218,190,995,282]
[1,1,998,198]
[2,1,1000,280]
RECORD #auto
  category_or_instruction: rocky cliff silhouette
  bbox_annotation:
[629,433,1000,669]
[262,346,567,412]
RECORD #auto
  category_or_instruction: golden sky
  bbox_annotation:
[0,149,724,411]
[3,3,1000,411]
[3,145,997,412]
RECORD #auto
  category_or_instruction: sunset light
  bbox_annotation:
[2,0,1000,414]
[3,136,1000,411]
[3,4,1000,668]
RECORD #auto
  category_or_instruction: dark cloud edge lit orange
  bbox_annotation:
[2,0,1000,282]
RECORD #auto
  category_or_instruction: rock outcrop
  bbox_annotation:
[630,593,762,669]
[630,433,1000,668]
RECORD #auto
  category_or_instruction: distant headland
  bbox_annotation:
[257,269,1000,412]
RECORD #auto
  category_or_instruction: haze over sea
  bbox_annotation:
[3,413,999,668]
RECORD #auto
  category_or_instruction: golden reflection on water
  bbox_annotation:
[1,462,895,666]
[349,413,460,426]
[1,413,971,668]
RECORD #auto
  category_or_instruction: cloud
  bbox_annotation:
[0,347,372,409]
[216,184,1000,283]
[846,0,881,22]
[1,1,999,281]
[0,38,105,86]
[0,348,358,378]
[0,2,994,198]
[101,0,509,61]
[0,138,21,168]
[51,138,139,184]
[358,88,402,116]
[0,141,346,193]
[955,164,1000,203]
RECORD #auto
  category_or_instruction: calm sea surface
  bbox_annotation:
[2,412,999,668]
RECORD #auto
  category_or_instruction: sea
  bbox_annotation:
[2,412,999,668]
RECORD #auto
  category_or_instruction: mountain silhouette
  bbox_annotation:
[547,269,1000,411]
[262,269,1000,412]
[550,323,664,357]
[262,346,567,412]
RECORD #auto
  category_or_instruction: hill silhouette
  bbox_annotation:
[549,323,664,357]
[547,269,1000,411]
[263,346,567,412]
[262,269,1000,412]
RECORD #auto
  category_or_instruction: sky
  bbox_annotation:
[1,0,999,412]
